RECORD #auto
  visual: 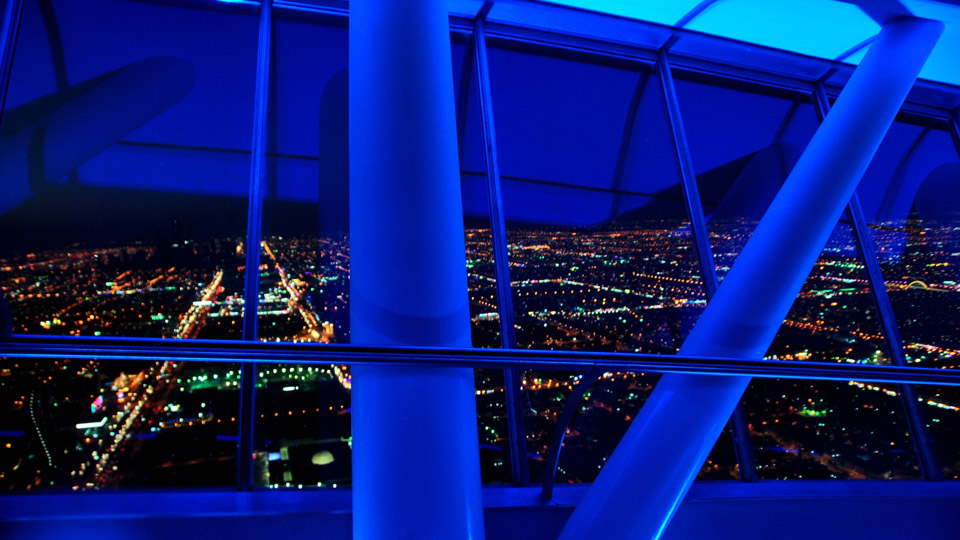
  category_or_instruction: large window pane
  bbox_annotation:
[252,19,513,486]
[857,120,960,363]
[857,117,960,478]
[675,73,918,478]
[489,44,737,481]
[0,0,258,340]
[0,0,256,491]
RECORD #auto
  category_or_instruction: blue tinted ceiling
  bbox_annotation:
[683,0,878,60]
[541,0,960,87]
[545,0,704,26]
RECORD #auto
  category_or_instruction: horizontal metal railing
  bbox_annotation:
[3,335,960,387]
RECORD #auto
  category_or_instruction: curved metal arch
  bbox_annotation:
[0,0,24,127]
[674,0,720,28]
[876,126,930,223]
[609,71,651,219]
[37,0,67,90]
[37,0,80,187]
[773,101,802,146]
[540,366,607,502]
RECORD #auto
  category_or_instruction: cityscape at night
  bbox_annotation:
[4,0,960,538]
[2,214,959,490]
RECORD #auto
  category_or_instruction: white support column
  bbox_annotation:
[559,16,942,540]
[349,0,485,538]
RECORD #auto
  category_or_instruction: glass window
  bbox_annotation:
[258,12,348,345]
[3,0,960,496]
[0,0,258,340]
[674,72,921,478]
[857,120,960,362]
[0,357,240,490]
[746,379,920,479]
[857,116,960,478]
[0,0,255,491]
[488,43,738,481]
[251,19,513,486]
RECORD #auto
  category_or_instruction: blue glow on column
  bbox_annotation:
[558,16,943,540]
[349,0,485,538]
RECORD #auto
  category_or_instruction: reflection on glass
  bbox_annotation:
[250,23,512,486]
[857,120,960,478]
[0,0,257,339]
[858,124,960,361]
[747,379,919,479]
[487,45,735,480]
[0,358,239,490]
[675,75,917,478]
[915,386,960,479]
[0,0,255,491]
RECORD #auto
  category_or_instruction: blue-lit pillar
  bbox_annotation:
[558,17,942,540]
[349,1,485,539]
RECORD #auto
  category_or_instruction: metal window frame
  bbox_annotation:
[811,83,943,480]
[236,0,273,491]
[0,0,23,128]
[471,4,530,485]
[657,49,758,482]
[6,335,960,387]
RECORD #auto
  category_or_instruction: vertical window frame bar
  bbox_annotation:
[813,82,942,481]
[0,0,24,128]
[950,108,960,152]
[473,6,530,485]
[238,0,273,491]
[657,49,759,482]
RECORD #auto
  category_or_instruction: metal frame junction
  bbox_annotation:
[2,0,960,492]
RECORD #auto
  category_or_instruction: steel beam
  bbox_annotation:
[0,0,23,128]
[657,50,758,481]
[473,8,530,485]
[6,336,960,387]
[237,0,273,492]
[349,0,485,537]
[813,83,942,481]
[558,17,943,540]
